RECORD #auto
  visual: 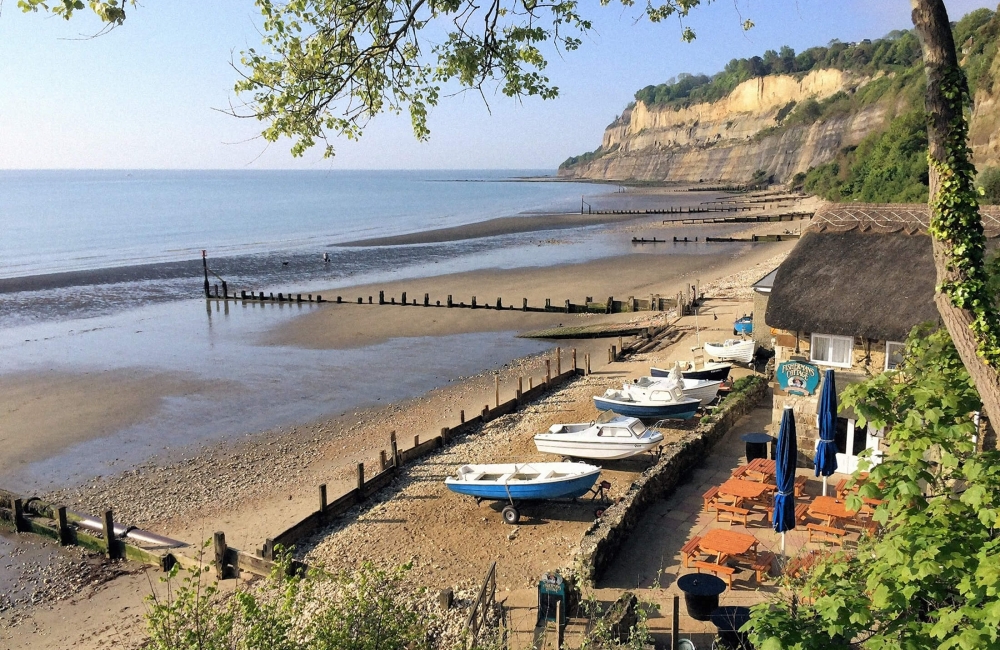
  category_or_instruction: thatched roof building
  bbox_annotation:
[765,203,1000,343]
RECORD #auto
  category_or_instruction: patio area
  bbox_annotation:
[591,402,873,648]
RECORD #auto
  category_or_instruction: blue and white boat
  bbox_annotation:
[651,361,732,383]
[445,462,602,524]
[734,315,753,335]
[593,383,701,420]
[630,375,722,407]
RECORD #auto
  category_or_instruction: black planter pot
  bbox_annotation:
[676,574,727,621]
[711,606,753,650]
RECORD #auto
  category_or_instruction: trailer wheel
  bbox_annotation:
[502,505,520,525]
[595,508,606,518]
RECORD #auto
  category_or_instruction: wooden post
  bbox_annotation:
[522,298,528,311]
[495,375,500,408]
[319,484,327,512]
[564,299,571,313]
[460,409,465,423]
[612,345,617,361]
[380,450,387,471]
[414,435,419,448]
[379,290,385,305]
[497,297,502,309]
[390,431,399,467]
[13,498,26,533]
[357,463,365,493]
[424,293,429,306]
[471,296,477,309]
[556,348,561,375]
[545,359,551,384]
[401,291,406,304]
[607,295,614,314]
[671,595,680,650]
[482,405,489,420]
[608,346,613,363]
[555,599,564,649]
[57,506,70,546]
[441,427,449,444]
[545,298,551,309]
[214,531,227,578]
[103,510,120,560]
[529,376,534,389]
[447,295,453,308]
[586,353,591,375]
[517,376,523,400]
[619,336,624,355]
[572,349,577,372]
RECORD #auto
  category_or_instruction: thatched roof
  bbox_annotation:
[765,205,951,341]
[811,203,1000,237]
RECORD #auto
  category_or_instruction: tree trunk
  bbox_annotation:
[911,0,1000,430]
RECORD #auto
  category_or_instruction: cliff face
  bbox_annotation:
[561,69,889,183]
[970,48,1000,171]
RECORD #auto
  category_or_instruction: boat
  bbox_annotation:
[629,375,722,407]
[734,315,753,335]
[593,383,701,420]
[533,412,663,460]
[651,361,732,382]
[445,462,602,524]
[704,338,756,364]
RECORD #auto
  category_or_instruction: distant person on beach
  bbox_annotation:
[323,252,329,263]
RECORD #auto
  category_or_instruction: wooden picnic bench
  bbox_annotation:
[693,560,735,588]
[715,502,753,526]
[681,536,706,568]
[717,479,772,507]
[702,486,720,511]
[698,528,759,565]
[835,472,870,500]
[808,495,860,526]
[806,523,847,546]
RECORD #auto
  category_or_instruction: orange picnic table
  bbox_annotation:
[808,495,860,524]
[731,457,776,482]
[698,528,760,564]
[718,478,772,504]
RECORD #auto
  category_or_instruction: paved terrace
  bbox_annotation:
[506,401,867,649]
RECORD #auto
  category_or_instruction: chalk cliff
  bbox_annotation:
[560,69,890,183]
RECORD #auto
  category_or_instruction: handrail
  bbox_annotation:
[466,561,498,649]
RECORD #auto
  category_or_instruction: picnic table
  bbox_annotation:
[808,495,860,525]
[835,472,870,499]
[718,478,772,505]
[698,528,759,565]
[732,457,776,483]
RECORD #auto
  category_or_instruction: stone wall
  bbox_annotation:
[573,376,769,585]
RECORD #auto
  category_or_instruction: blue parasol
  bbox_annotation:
[773,406,798,553]
[814,369,839,496]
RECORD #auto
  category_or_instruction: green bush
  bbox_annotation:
[977,166,1000,204]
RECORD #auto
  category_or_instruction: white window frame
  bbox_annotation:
[810,333,854,368]
[885,341,905,371]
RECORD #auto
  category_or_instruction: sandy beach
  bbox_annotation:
[0,189,805,648]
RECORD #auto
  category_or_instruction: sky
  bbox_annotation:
[0,0,995,170]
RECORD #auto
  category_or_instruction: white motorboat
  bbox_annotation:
[704,338,756,364]
[651,360,732,382]
[630,375,722,407]
[593,383,701,420]
[534,413,664,460]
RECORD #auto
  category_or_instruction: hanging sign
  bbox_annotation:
[777,360,820,396]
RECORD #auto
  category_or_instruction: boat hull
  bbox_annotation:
[651,365,732,382]
[445,470,600,500]
[533,437,660,460]
[592,396,700,420]
[681,379,723,406]
[704,340,756,364]
[734,317,753,335]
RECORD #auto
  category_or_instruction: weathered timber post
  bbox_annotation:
[471,296,477,308]
[671,595,679,650]
[565,299,571,313]
[517,376,523,400]
[414,435,419,448]
[522,298,528,311]
[447,295,453,308]
[546,359,551,384]
[215,284,220,298]
[57,506,70,546]
[608,347,613,363]
[390,431,399,467]
[482,405,489,420]
[103,510,122,560]
[619,336,624,355]
[379,290,385,305]
[424,293,429,306]
[460,410,465,423]
[13,499,26,533]
[495,375,500,408]
[572,349,577,372]
[555,600,564,649]
[607,296,614,314]
[202,250,210,297]
[529,377,534,389]
[441,427,449,444]
[545,298,551,309]
[401,292,406,305]
[496,297,502,309]
[214,531,228,578]
[357,463,365,494]
[556,348,561,375]
[586,353,591,375]
[222,281,228,298]
[319,484,327,512]
[380,450,387,471]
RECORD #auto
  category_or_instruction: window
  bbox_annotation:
[810,333,853,368]
[885,341,905,370]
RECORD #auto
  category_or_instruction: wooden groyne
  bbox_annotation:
[663,210,813,226]
[705,233,800,243]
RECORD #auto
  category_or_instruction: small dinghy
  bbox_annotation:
[534,412,663,460]
[445,462,602,524]
[704,338,756,364]
[651,361,732,382]
[593,382,700,420]
[630,374,722,407]
[733,315,753,335]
